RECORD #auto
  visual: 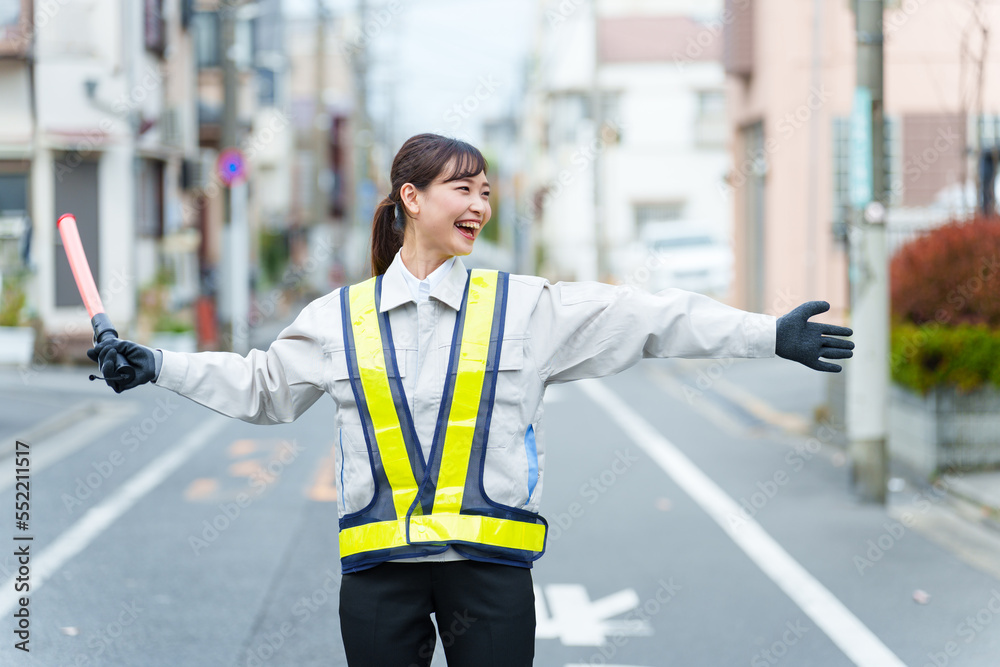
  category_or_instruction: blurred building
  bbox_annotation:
[724,0,1000,317]
[189,0,294,349]
[524,0,731,290]
[285,8,355,289]
[0,0,203,359]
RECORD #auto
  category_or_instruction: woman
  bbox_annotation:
[88,133,854,666]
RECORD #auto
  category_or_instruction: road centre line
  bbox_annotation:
[578,379,906,667]
[0,415,228,617]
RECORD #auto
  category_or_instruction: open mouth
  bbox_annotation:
[455,221,479,240]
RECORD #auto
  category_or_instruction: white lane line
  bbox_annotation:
[0,415,228,617]
[578,380,906,667]
[0,402,140,494]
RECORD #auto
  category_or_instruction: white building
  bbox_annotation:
[524,0,731,293]
[0,0,203,361]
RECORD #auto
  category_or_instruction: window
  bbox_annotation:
[832,115,899,239]
[144,0,165,55]
[548,93,588,145]
[634,202,685,230]
[0,0,20,28]
[0,172,27,215]
[138,160,164,238]
[695,90,727,148]
[697,90,726,117]
[193,12,220,68]
[742,122,765,312]
[0,0,30,57]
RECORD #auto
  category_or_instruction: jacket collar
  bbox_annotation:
[379,251,469,312]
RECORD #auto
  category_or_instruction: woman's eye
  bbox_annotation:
[482,192,491,198]
[458,186,470,191]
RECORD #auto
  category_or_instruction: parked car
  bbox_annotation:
[633,222,734,299]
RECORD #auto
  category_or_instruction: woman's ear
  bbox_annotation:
[400,183,420,218]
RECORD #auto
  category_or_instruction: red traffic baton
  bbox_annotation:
[56,213,135,384]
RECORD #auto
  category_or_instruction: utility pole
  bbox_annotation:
[847,0,889,503]
[221,3,249,354]
[314,0,330,230]
[351,0,373,278]
[590,0,606,283]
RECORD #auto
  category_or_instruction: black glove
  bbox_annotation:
[86,338,157,393]
[775,301,854,373]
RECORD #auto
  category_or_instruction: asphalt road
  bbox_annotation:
[1,357,999,667]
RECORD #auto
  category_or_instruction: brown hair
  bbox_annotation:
[369,133,488,276]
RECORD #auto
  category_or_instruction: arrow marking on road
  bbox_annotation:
[535,584,652,646]
[579,379,907,667]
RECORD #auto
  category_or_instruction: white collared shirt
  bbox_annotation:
[399,254,455,304]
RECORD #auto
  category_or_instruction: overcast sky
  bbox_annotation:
[283,0,539,149]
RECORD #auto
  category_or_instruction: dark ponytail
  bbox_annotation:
[369,133,488,277]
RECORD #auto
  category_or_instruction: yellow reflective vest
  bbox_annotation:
[337,269,548,572]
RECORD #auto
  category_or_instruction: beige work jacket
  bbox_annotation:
[155,251,776,528]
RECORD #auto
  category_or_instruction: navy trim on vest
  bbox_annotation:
[337,270,547,572]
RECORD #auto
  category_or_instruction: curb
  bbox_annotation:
[938,473,1000,531]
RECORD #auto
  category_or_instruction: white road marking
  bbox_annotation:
[535,584,651,646]
[0,415,228,617]
[578,379,907,667]
[0,401,140,493]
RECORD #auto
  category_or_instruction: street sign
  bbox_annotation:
[849,87,873,209]
[217,148,247,187]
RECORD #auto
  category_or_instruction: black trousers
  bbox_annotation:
[339,560,535,667]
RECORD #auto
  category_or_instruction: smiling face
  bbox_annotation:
[400,159,492,260]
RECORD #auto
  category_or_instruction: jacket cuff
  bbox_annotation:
[744,313,778,357]
[155,349,191,391]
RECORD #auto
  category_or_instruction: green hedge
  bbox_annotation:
[891,323,1000,395]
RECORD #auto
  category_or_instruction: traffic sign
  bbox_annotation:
[849,87,873,209]
[217,148,247,187]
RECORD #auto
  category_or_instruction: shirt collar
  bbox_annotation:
[379,250,468,312]
[400,253,455,299]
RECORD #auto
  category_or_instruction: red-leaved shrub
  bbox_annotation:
[890,215,1000,327]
